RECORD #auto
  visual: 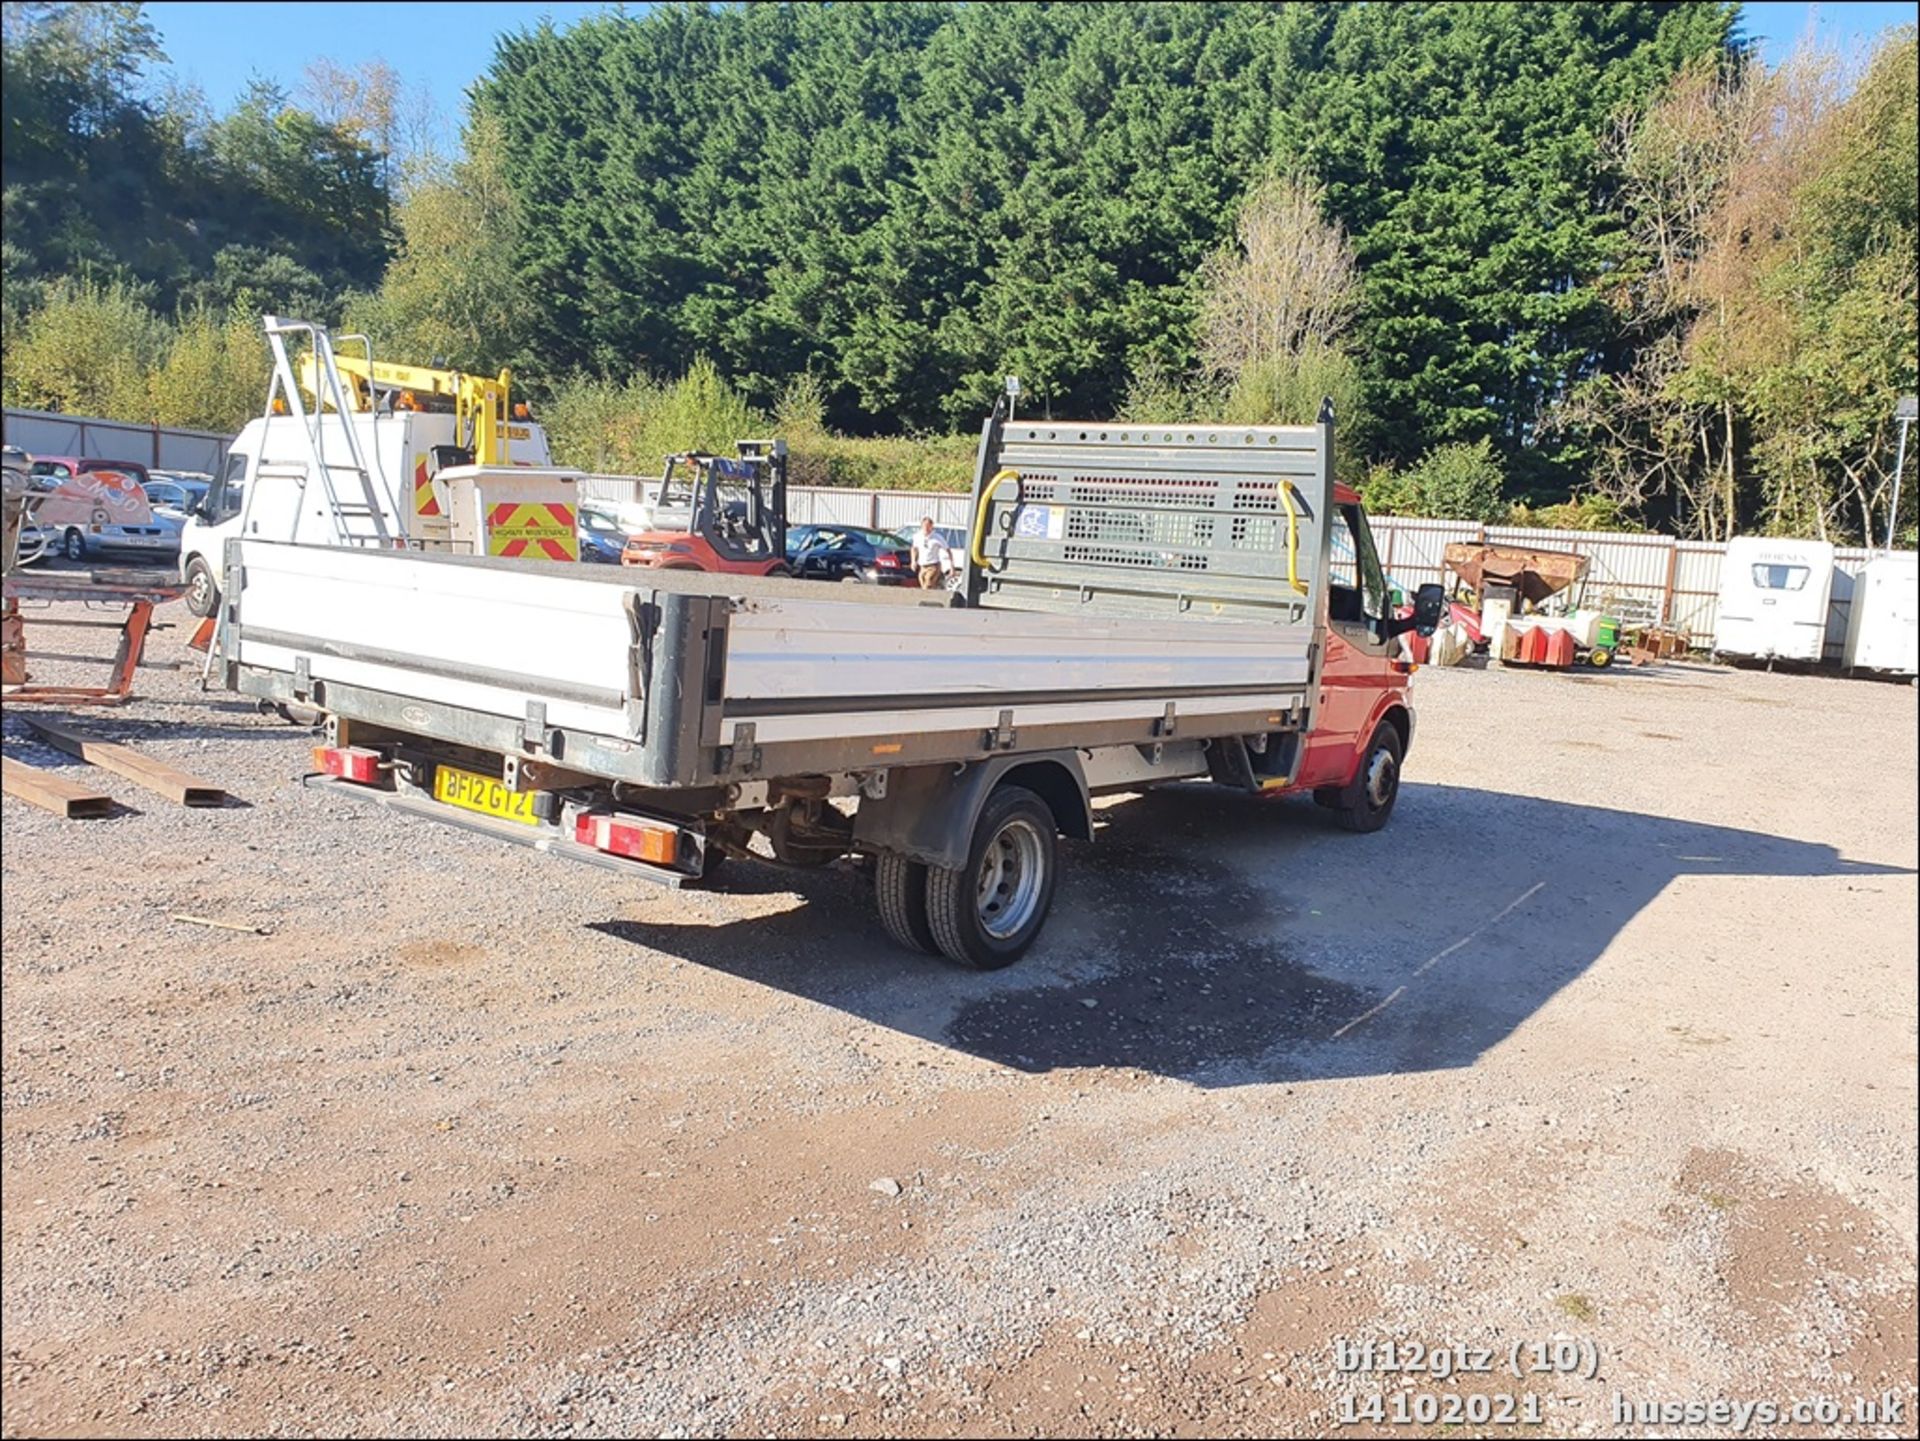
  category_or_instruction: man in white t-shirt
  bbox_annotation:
[910,517,952,590]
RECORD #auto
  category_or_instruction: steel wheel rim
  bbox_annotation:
[976,817,1045,940]
[1364,747,1397,809]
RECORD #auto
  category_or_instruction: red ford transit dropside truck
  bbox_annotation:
[220,336,1442,970]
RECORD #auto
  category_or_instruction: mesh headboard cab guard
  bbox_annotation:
[966,418,1334,625]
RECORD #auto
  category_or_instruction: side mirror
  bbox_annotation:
[1412,583,1448,637]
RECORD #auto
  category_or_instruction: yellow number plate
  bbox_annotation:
[432,764,538,826]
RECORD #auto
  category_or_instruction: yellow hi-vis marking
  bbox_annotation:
[487,501,578,561]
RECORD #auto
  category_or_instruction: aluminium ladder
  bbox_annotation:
[208,318,399,688]
[245,315,396,548]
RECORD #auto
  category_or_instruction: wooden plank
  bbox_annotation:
[1,755,113,819]
[171,913,269,936]
[16,717,226,806]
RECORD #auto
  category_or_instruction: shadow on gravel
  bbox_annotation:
[593,783,1910,1088]
[0,711,304,747]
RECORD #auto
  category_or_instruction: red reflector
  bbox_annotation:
[574,812,679,865]
[312,745,382,784]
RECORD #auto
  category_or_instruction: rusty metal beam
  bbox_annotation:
[17,716,225,806]
[1,755,112,818]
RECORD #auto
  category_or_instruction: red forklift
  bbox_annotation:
[620,440,791,576]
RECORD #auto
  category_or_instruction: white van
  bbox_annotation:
[179,410,555,616]
[1843,551,1918,676]
[1713,536,1835,664]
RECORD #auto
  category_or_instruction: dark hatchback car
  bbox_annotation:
[791,525,914,584]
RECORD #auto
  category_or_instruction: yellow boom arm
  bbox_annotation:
[297,354,518,465]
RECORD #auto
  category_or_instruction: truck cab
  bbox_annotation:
[1294,480,1419,827]
[965,411,1439,836]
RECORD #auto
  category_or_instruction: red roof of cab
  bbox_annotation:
[1334,481,1361,506]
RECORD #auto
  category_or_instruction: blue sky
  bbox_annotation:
[142,1,623,145]
[1740,0,1918,58]
[143,0,1918,148]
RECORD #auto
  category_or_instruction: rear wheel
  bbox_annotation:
[1333,723,1404,834]
[1587,646,1614,668]
[924,785,1058,969]
[184,555,219,617]
[875,852,939,955]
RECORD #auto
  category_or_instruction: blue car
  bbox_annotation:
[577,505,628,563]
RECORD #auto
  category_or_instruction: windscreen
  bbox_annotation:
[82,460,150,485]
[1752,563,1810,591]
[203,452,249,517]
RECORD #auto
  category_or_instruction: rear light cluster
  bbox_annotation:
[312,745,382,784]
[875,551,904,569]
[574,811,680,866]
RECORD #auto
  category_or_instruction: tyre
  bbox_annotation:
[923,785,1058,969]
[1587,646,1613,668]
[1334,723,1404,834]
[63,528,87,562]
[766,562,793,578]
[875,852,939,955]
[184,555,219,617]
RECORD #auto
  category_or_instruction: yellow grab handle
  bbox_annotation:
[1278,481,1308,595]
[971,468,1021,567]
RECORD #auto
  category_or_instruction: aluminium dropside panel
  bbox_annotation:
[224,535,1318,789]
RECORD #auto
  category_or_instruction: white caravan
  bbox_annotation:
[1714,536,1835,664]
[1843,551,1918,676]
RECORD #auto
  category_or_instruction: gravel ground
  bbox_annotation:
[3,590,1915,1438]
